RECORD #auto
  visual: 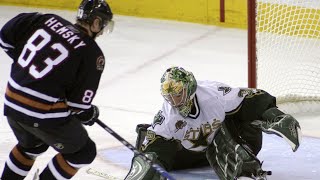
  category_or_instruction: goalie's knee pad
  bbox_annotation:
[135,124,151,151]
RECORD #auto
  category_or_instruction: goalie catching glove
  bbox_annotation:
[206,122,270,180]
[251,107,302,152]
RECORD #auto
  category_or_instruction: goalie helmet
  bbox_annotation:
[160,66,197,117]
[77,0,114,33]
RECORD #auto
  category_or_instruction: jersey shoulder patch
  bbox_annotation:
[218,86,232,96]
[151,110,165,128]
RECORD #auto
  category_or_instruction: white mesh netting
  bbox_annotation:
[255,0,320,113]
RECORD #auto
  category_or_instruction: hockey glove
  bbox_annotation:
[125,152,165,180]
[251,107,302,152]
[74,105,99,126]
[135,124,151,151]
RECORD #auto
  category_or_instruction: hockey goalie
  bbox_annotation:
[125,66,302,180]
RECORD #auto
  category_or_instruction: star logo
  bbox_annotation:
[188,127,212,149]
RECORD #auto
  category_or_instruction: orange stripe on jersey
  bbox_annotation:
[12,146,35,167]
[56,154,77,176]
[6,87,67,111]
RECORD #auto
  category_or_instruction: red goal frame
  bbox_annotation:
[247,1,257,88]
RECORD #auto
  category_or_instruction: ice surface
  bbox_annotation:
[0,5,319,180]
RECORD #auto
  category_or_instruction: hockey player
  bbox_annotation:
[125,66,302,180]
[0,0,114,179]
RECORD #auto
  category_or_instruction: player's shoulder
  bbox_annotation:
[42,14,103,54]
[160,103,184,126]
[197,80,221,96]
[161,102,180,117]
[12,12,74,35]
[3,12,44,29]
[41,13,70,23]
[198,80,235,94]
[13,12,44,19]
[196,80,240,106]
[78,38,104,59]
[198,80,230,89]
[82,37,102,50]
[16,12,70,25]
[152,103,180,124]
[149,106,181,136]
[40,13,76,31]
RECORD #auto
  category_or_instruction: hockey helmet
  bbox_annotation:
[160,66,197,117]
[77,0,114,33]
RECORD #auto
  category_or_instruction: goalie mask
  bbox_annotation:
[160,66,197,117]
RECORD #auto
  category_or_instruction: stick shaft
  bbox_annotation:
[96,119,176,180]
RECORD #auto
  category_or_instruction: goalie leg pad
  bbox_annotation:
[125,152,164,180]
[252,107,302,152]
[206,123,264,180]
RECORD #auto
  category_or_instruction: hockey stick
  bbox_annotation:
[95,119,176,180]
[86,168,121,180]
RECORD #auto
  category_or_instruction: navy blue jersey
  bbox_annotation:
[0,12,105,122]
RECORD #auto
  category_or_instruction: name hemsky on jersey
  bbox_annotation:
[44,17,86,49]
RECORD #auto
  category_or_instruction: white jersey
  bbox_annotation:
[146,80,245,152]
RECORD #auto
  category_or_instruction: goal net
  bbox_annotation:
[248,0,320,113]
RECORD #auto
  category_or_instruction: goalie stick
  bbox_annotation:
[95,119,176,180]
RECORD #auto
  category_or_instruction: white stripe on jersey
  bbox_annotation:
[4,99,70,119]
[0,37,14,48]
[9,77,60,102]
[67,101,91,109]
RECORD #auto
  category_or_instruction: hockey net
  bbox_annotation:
[248,0,320,114]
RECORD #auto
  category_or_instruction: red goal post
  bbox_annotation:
[247,0,320,113]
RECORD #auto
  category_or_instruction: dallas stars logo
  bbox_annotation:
[218,86,232,96]
[188,127,211,149]
[152,110,165,128]
[184,120,221,150]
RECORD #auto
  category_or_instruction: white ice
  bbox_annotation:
[0,5,319,180]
